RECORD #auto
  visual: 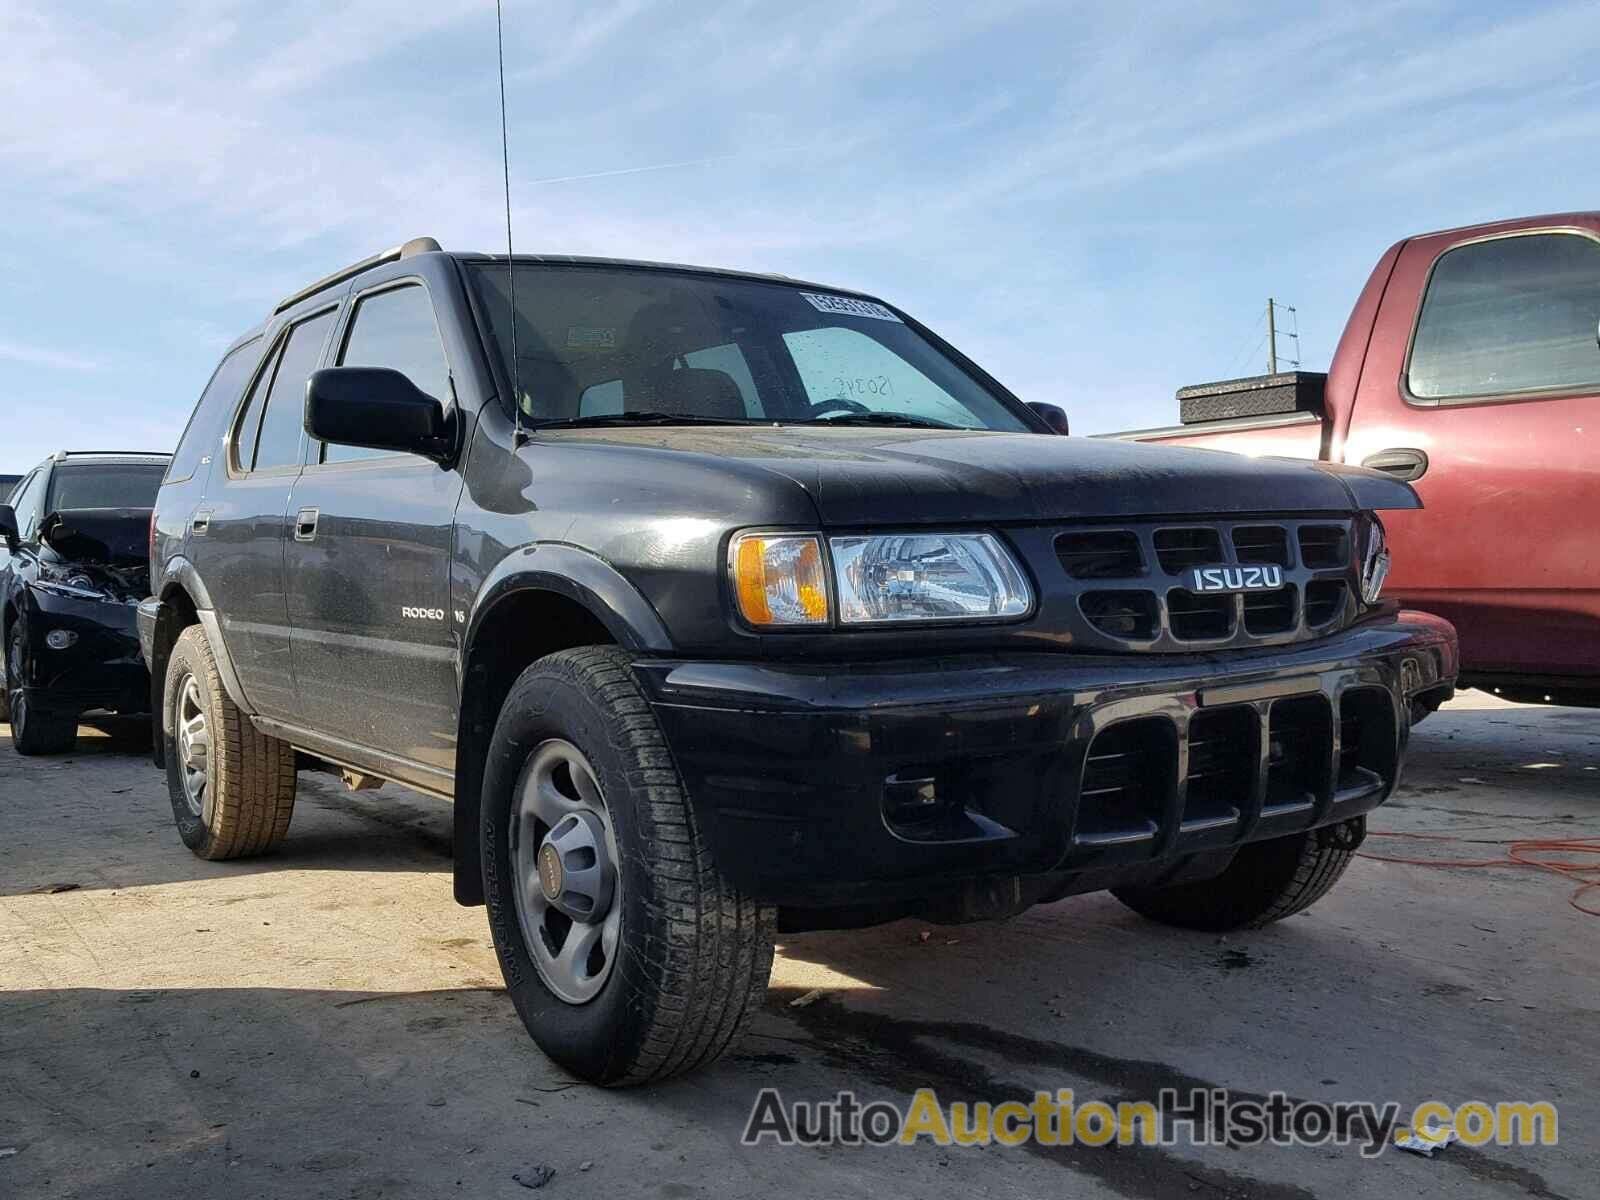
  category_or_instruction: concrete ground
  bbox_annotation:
[1,692,1595,1199]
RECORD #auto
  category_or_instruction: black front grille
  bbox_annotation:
[1298,524,1349,568]
[1167,588,1233,640]
[1047,517,1358,652]
[1072,688,1396,865]
[1243,585,1297,635]
[1154,527,1223,573]
[1077,718,1172,845]
[1057,530,1143,579]
[1305,579,1348,626]
[1081,590,1158,639]
[1266,695,1331,809]
[1186,707,1257,824]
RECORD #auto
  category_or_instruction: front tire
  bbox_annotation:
[1112,819,1364,932]
[7,613,77,755]
[163,626,296,859]
[481,647,775,1086]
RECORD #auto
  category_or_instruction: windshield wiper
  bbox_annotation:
[531,410,755,430]
[793,411,958,430]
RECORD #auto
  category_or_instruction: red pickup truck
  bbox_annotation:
[1113,212,1600,707]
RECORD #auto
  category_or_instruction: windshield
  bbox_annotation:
[467,264,1031,431]
[46,463,166,512]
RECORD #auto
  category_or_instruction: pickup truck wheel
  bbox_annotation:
[162,625,296,860]
[7,614,78,755]
[1111,818,1364,932]
[481,646,776,1086]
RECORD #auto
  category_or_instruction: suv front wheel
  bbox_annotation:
[163,626,297,859]
[481,647,775,1086]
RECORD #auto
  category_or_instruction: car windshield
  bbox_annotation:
[467,263,1031,431]
[46,463,167,511]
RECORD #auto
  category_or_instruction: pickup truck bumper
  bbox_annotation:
[634,610,1457,916]
[12,586,149,718]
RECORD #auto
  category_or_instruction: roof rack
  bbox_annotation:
[272,236,442,316]
[51,450,172,460]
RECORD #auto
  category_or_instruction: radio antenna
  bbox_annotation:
[495,0,525,444]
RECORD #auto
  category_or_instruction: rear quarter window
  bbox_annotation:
[166,337,262,485]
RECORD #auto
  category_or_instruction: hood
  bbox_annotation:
[550,427,1419,525]
[39,507,153,565]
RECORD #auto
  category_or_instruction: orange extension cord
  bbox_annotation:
[1360,831,1600,916]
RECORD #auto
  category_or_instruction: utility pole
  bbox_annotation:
[1264,298,1300,375]
[1267,297,1277,375]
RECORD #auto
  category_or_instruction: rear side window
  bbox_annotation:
[325,284,451,464]
[1409,232,1600,401]
[168,338,261,484]
[251,310,336,471]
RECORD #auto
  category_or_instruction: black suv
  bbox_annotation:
[2,451,170,753]
[140,238,1457,1084]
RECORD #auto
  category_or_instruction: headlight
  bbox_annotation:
[1359,515,1390,604]
[829,532,1032,624]
[729,533,830,626]
[33,569,113,602]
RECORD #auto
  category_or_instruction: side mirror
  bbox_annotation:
[1027,401,1070,435]
[305,367,454,462]
[0,503,18,553]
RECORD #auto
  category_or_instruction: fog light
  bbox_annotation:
[45,630,78,650]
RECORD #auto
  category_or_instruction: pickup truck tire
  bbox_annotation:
[481,646,776,1086]
[7,613,78,755]
[162,625,296,860]
[1111,818,1364,931]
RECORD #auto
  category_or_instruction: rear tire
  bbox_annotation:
[7,614,77,756]
[481,646,775,1086]
[163,626,296,859]
[1112,818,1364,932]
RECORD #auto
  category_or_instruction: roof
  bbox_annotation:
[1411,210,1600,242]
[450,251,863,297]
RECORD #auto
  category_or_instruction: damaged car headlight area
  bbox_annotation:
[729,530,1032,628]
[33,562,144,605]
[1360,514,1391,605]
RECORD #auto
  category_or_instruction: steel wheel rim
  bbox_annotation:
[510,739,623,1005]
[175,673,210,819]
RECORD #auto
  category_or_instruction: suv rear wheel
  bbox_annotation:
[7,613,78,755]
[163,626,297,859]
[481,646,775,1086]
[1112,818,1364,932]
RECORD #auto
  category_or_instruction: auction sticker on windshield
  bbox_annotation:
[799,292,903,323]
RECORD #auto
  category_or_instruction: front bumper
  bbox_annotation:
[634,610,1457,911]
[13,586,149,717]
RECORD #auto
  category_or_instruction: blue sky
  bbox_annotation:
[3,0,1598,472]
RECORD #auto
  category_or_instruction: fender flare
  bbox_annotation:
[452,543,672,905]
[460,541,673,659]
[153,557,256,717]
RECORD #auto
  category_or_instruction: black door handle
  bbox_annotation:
[294,507,320,542]
[1360,448,1429,482]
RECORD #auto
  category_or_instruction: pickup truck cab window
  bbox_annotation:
[468,264,1032,431]
[253,309,337,471]
[1408,231,1600,402]
[324,282,452,464]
